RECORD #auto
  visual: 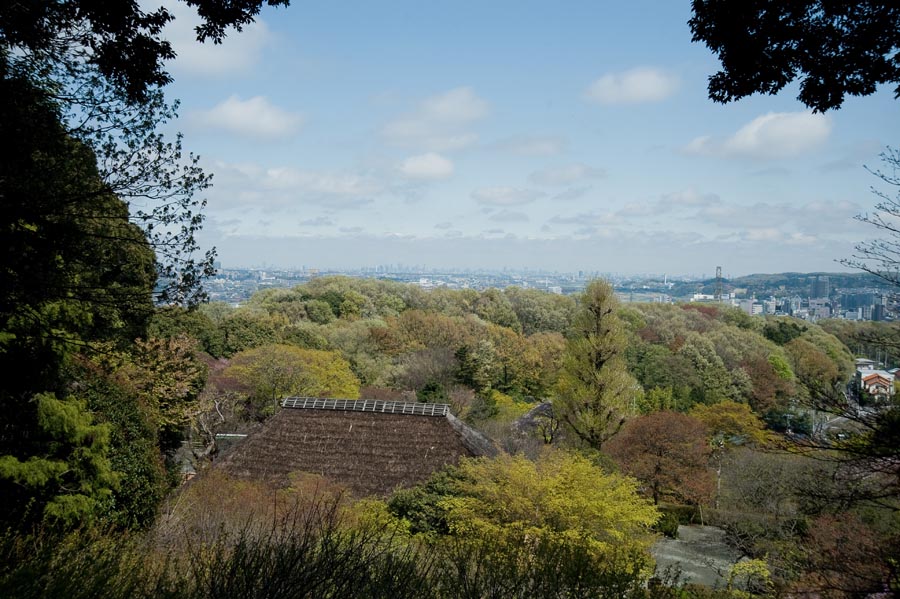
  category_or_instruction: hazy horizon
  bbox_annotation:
[202,232,863,280]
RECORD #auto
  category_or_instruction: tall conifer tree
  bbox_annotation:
[555,280,637,450]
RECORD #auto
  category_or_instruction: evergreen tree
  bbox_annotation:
[554,280,638,450]
[0,69,157,531]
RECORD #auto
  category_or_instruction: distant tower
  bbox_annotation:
[715,266,723,302]
[812,275,830,299]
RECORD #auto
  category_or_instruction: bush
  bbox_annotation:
[1,501,431,599]
[655,511,680,538]
[659,503,702,525]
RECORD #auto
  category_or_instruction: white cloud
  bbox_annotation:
[489,210,530,223]
[616,203,656,218]
[471,187,545,206]
[552,187,592,201]
[205,159,383,213]
[498,135,566,156]
[787,233,818,245]
[191,96,303,140]
[683,136,712,155]
[744,228,782,242]
[530,163,606,186]
[261,167,381,197]
[610,187,863,245]
[685,112,831,159]
[299,217,335,227]
[163,1,272,75]
[382,87,488,151]
[548,211,618,226]
[398,152,455,179]
[585,67,679,105]
[420,87,489,122]
[661,189,722,208]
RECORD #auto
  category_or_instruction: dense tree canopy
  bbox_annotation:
[0,0,296,531]
[443,451,658,550]
[0,71,162,531]
[225,344,360,416]
[0,0,290,103]
[689,1,900,111]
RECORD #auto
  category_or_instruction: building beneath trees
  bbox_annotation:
[855,359,895,400]
[214,398,496,495]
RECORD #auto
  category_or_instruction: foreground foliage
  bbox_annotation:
[0,471,696,599]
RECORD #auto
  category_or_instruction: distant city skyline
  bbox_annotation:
[213,261,865,284]
[205,231,864,279]
[162,0,898,274]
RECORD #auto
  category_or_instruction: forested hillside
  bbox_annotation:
[52,276,891,596]
[4,249,899,597]
[148,276,856,437]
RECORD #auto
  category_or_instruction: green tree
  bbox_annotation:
[219,312,278,356]
[554,280,638,449]
[527,331,567,398]
[148,306,225,357]
[504,286,575,335]
[305,299,337,324]
[454,340,498,395]
[763,318,807,346]
[0,0,293,535]
[112,335,207,450]
[0,393,117,529]
[438,450,659,574]
[225,344,360,416]
[417,381,449,404]
[678,333,735,405]
[75,364,169,529]
[474,288,522,332]
[0,71,158,532]
[691,400,768,508]
[322,319,392,386]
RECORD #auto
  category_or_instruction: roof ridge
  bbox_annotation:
[280,396,450,417]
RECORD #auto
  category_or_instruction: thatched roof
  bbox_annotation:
[214,398,497,496]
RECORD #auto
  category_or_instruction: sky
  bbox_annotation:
[157,0,900,277]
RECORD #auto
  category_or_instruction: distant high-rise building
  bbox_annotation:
[811,276,831,299]
[780,298,793,315]
[740,299,763,316]
[715,266,723,302]
[809,298,832,320]
[842,292,875,310]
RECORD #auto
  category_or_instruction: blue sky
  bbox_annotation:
[159,0,900,276]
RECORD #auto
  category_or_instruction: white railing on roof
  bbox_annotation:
[281,397,450,417]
